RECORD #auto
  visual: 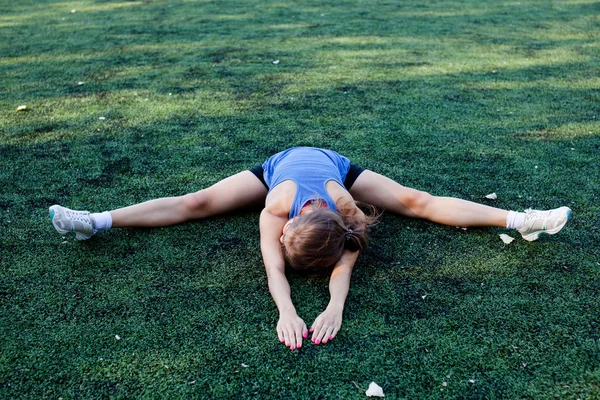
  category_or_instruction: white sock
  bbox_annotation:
[506,211,525,230]
[90,211,112,231]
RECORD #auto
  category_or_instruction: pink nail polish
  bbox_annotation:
[290,345,295,350]
[315,339,321,345]
[309,328,313,332]
[303,332,308,339]
[329,335,333,340]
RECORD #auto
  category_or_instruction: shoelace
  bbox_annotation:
[524,209,552,221]
[65,210,90,223]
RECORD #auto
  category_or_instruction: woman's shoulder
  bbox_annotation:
[326,180,355,205]
[264,180,296,218]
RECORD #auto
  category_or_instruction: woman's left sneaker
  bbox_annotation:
[517,206,571,241]
[49,205,95,240]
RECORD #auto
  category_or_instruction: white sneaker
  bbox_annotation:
[517,206,571,241]
[49,205,95,240]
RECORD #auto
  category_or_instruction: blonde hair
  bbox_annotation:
[282,200,379,276]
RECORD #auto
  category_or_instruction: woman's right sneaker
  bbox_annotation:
[49,205,95,240]
[517,206,572,241]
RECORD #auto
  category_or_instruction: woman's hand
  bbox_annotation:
[309,305,343,345]
[308,250,358,345]
[277,311,308,350]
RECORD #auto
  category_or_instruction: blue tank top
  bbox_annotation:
[262,147,351,218]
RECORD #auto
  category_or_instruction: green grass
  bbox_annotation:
[1,0,599,398]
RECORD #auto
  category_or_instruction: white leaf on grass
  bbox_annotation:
[485,193,497,200]
[272,60,280,64]
[16,105,28,112]
[71,9,76,13]
[499,234,515,244]
[78,81,85,85]
[241,363,249,368]
[115,335,121,340]
[366,382,384,397]
[421,295,427,300]
[99,117,106,120]
[469,379,475,384]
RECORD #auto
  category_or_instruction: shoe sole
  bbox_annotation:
[49,205,93,241]
[521,207,571,241]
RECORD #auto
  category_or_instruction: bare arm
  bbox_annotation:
[259,208,308,350]
[310,249,359,344]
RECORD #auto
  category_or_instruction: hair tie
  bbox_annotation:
[345,228,353,240]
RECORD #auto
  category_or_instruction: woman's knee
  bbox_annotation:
[403,189,433,216]
[182,190,212,215]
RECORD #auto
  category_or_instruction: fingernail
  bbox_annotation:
[290,345,295,350]
[309,328,313,332]
[311,338,315,343]
[315,339,321,345]
[329,335,333,340]
[297,343,302,348]
[280,338,285,343]
[303,332,308,339]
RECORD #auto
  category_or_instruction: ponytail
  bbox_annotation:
[338,199,379,253]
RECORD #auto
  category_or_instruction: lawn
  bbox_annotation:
[1,0,599,398]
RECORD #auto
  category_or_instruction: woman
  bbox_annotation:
[50,147,571,350]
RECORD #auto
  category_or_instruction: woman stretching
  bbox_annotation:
[49,147,571,350]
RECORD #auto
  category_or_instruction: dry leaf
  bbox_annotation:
[499,234,515,244]
[16,105,28,112]
[485,193,497,200]
[366,382,384,397]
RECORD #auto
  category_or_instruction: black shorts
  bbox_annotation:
[249,164,365,191]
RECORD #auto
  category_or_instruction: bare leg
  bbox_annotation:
[349,170,507,227]
[111,171,268,228]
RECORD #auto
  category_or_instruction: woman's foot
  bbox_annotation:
[49,205,95,240]
[517,206,571,241]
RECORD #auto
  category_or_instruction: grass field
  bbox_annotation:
[1,0,599,398]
